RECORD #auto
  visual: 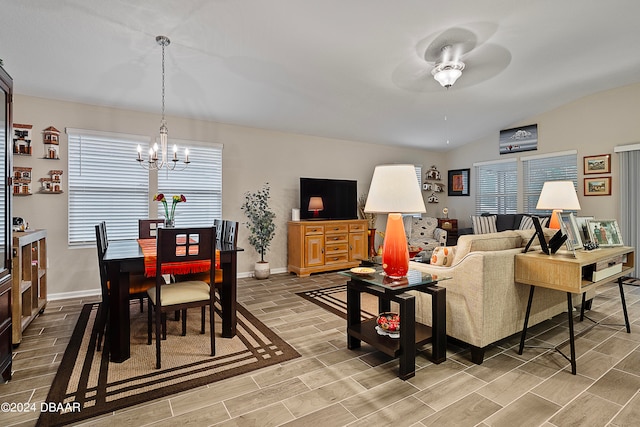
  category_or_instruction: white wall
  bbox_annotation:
[445,82,640,229]
[12,95,446,296]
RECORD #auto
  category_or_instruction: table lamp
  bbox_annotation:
[364,164,426,278]
[536,181,581,229]
[308,196,324,218]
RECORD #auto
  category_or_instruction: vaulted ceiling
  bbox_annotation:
[2,1,640,150]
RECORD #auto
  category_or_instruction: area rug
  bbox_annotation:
[37,301,299,427]
[297,284,398,320]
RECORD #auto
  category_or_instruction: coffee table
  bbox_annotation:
[339,268,447,380]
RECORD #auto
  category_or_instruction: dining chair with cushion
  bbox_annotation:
[139,219,165,239]
[94,221,158,352]
[147,227,217,369]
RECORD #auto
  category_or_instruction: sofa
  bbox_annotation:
[459,213,550,236]
[408,229,582,364]
[405,216,447,255]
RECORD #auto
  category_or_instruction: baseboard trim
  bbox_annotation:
[49,269,287,300]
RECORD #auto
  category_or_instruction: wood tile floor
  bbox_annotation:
[2,272,640,426]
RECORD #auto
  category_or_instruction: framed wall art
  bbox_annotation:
[447,168,470,196]
[499,124,538,155]
[584,177,611,196]
[583,154,611,175]
[587,219,623,247]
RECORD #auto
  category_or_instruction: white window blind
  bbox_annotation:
[521,151,578,215]
[157,142,223,227]
[67,129,149,244]
[474,159,517,214]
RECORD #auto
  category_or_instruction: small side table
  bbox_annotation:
[339,268,447,380]
[438,218,458,246]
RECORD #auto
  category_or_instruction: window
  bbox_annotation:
[521,151,578,215]
[157,141,223,227]
[474,159,517,214]
[68,128,149,244]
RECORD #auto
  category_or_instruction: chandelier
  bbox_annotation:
[136,35,190,170]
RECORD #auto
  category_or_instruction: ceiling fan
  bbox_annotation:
[392,25,511,92]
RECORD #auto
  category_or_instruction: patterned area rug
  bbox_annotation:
[37,301,299,426]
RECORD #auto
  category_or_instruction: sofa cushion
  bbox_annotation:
[471,215,497,234]
[453,231,522,264]
[431,246,455,266]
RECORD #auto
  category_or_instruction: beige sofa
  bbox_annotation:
[408,229,582,364]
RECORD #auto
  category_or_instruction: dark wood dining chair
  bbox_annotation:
[222,220,239,246]
[174,221,235,287]
[147,227,217,369]
[94,222,158,351]
[139,219,165,239]
[214,219,224,242]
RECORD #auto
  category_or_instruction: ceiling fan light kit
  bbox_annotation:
[432,61,465,88]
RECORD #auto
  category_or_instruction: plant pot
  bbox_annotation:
[254,261,270,279]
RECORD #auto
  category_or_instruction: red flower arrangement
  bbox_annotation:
[153,193,186,223]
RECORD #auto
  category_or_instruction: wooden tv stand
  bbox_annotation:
[288,219,368,276]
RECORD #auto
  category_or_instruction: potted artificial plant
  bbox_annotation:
[241,183,276,279]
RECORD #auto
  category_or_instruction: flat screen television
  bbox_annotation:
[299,178,358,220]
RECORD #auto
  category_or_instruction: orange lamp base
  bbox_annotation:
[381,213,410,278]
[548,210,561,229]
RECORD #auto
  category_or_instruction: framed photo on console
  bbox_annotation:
[556,212,580,255]
[573,216,594,243]
[587,219,623,247]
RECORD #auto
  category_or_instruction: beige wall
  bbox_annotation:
[15,82,640,297]
[445,82,640,229]
[12,95,445,297]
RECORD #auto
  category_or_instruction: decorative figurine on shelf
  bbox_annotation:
[427,192,439,203]
[425,165,441,181]
[442,207,449,219]
[13,166,32,195]
[13,123,33,155]
[39,170,64,193]
[43,126,60,159]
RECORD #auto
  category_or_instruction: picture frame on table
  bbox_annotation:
[583,154,611,175]
[556,212,581,253]
[571,215,594,244]
[587,219,623,247]
[584,177,611,196]
[447,168,470,196]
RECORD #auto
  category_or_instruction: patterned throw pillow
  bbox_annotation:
[519,215,550,230]
[431,246,456,266]
[471,215,498,234]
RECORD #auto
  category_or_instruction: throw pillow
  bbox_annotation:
[431,246,455,266]
[471,215,497,234]
[519,215,550,230]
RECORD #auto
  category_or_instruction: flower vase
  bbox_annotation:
[164,218,175,228]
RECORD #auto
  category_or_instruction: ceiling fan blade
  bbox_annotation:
[454,44,512,88]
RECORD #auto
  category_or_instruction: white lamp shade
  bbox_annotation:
[308,196,324,211]
[364,164,426,214]
[536,181,581,210]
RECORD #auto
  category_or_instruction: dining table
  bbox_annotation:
[103,237,243,363]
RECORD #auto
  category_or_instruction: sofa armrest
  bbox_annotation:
[433,227,447,246]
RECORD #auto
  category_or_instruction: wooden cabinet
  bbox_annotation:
[12,230,47,345]
[288,220,368,276]
[438,218,458,246]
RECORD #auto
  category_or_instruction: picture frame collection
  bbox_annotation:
[554,212,623,254]
[583,153,611,196]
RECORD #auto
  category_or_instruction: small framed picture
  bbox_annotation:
[587,219,623,247]
[583,154,611,175]
[447,168,470,196]
[558,212,582,250]
[584,177,611,196]
[573,216,594,243]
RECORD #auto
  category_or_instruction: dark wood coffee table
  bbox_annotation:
[339,268,447,380]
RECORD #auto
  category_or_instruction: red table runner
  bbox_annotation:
[137,238,219,278]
